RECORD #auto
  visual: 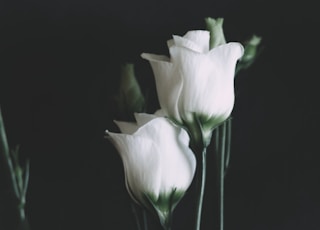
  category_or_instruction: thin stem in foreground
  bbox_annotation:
[219,123,226,230]
[194,147,207,230]
[225,119,232,173]
[0,108,30,230]
[131,203,143,230]
[0,108,19,198]
[215,121,229,230]
[142,209,148,230]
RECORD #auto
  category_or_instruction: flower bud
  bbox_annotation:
[236,35,263,73]
[205,17,226,49]
[115,63,145,120]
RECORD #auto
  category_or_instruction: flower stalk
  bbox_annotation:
[131,202,150,230]
[131,203,143,230]
[187,116,208,230]
[214,119,232,230]
[194,146,207,230]
[0,108,30,230]
[142,209,149,230]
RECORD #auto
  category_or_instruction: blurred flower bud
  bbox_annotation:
[115,63,145,120]
[236,35,263,73]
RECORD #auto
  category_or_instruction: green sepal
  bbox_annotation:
[144,189,185,230]
[183,113,227,151]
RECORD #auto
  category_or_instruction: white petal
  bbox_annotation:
[134,113,158,127]
[169,30,210,53]
[172,35,204,53]
[136,117,195,192]
[167,38,174,48]
[183,30,210,52]
[113,120,138,134]
[107,132,162,201]
[141,53,170,63]
[154,109,168,117]
[141,53,183,122]
[124,163,140,204]
[169,46,218,118]
[169,42,243,120]
[158,120,196,192]
[208,42,244,70]
[175,127,196,186]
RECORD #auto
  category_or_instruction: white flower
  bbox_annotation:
[106,113,196,226]
[141,30,244,146]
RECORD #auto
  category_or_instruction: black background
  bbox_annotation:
[1,0,320,229]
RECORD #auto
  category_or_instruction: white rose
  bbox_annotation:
[141,30,243,146]
[106,113,196,227]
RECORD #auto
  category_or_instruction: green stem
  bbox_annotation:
[142,209,149,230]
[131,203,142,230]
[0,108,30,230]
[215,122,227,230]
[225,119,232,172]
[163,221,171,230]
[131,202,150,230]
[19,205,26,222]
[0,108,20,198]
[220,123,226,230]
[194,147,207,230]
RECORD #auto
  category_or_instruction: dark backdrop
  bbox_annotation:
[1,0,319,230]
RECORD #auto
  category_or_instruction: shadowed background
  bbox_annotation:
[1,0,319,229]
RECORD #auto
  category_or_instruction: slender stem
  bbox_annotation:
[215,126,220,158]
[23,160,30,203]
[19,206,26,221]
[163,221,171,230]
[225,119,232,172]
[0,108,30,230]
[131,203,142,230]
[194,147,207,230]
[0,108,20,198]
[142,209,148,230]
[131,202,150,230]
[218,122,227,230]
